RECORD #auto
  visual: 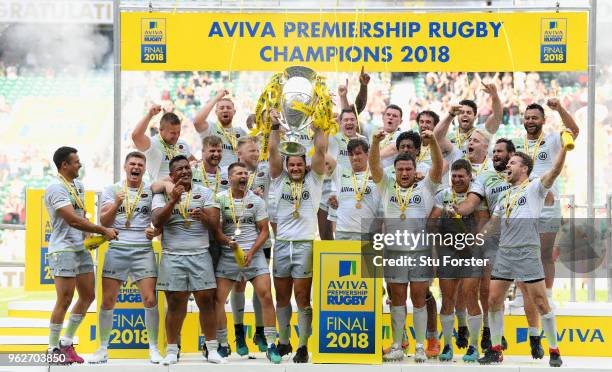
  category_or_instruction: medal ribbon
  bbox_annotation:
[58,174,84,210]
[351,169,370,202]
[123,181,143,225]
[504,179,530,220]
[221,125,238,153]
[394,182,415,215]
[159,136,178,160]
[201,164,222,194]
[473,156,489,177]
[228,189,243,234]
[177,189,192,223]
[246,171,257,192]
[456,127,475,150]
[524,132,544,163]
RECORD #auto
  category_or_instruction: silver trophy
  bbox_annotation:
[277,66,318,156]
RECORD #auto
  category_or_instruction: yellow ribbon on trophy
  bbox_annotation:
[291,75,338,137]
[250,71,339,160]
[250,73,283,161]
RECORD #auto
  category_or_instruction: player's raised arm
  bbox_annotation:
[433,105,459,154]
[268,109,283,179]
[482,82,503,135]
[423,130,443,184]
[131,104,161,151]
[368,129,386,183]
[311,127,328,176]
[541,146,567,189]
[547,98,579,139]
[193,88,229,133]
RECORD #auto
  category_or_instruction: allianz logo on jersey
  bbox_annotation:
[491,184,511,195]
[340,186,372,194]
[516,327,605,343]
[390,195,422,204]
[280,191,310,201]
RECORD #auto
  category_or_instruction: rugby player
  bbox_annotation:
[212,162,281,363]
[90,152,162,363]
[268,110,328,363]
[151,155,223,364]
[45,147,118,363]
[369,129,443,362]
[132,105,193,181]
[194,89,247,169]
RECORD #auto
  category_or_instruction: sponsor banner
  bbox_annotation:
[312,241,382,363]
[380,314,609,357]
[121,11,587,72]
[25,189,96,291]
[0,0,113,24]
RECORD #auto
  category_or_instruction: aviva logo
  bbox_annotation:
[339,260,357,277]
[516,327,605,343]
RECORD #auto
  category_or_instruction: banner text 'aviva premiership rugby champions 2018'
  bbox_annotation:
[122,12,587,72]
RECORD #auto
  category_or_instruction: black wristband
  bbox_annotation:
[271,124,280,130]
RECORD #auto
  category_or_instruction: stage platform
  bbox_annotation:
[7,354,612,372]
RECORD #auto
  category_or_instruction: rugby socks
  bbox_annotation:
[390,306,406,349]
[144,305,159,347]
[216,328,228,346]
[48,323,62,350]
[541,312,558,348]
[98,309,114,349]
[205,340,219,353]
[62,313,84,345]
[440,313,455,347]
[489,310,504,347]
[529,327,540,337]
[467,314,482,347]
[231,291,245,325]
[253,293,263,328]
[456,309,467,327]
[297,306,312,347]
[413,306,428,345]
[167,343,179,355]
[483,312,489,327]
[264,326,277,348]
[276,305,292,344]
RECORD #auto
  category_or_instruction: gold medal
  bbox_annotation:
[122,181,143,230]
[395,182,415,221]
[228,189,244,238]
[292,210,300,219]
[177,188,192,228]
[351,169,370,209]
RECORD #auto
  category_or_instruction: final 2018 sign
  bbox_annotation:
[312,241,382,364]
